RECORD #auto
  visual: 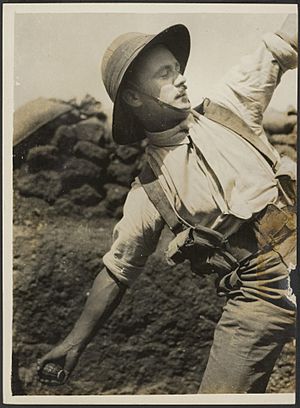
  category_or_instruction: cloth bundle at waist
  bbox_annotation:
[166,202,296,308]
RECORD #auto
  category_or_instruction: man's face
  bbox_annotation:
[132,44,191,111]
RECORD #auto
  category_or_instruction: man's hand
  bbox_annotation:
[36,267,126,386]
[37,342,81,385]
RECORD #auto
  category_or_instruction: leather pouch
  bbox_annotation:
[165,226,239,276]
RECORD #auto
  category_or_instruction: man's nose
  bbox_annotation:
[174,72,187,87]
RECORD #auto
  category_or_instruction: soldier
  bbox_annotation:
[38,15,297,393]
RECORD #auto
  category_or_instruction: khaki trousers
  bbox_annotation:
[199,203,296,393]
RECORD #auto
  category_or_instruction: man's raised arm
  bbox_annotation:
[208,14,298,137]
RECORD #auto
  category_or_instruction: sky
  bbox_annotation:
[13,4,297,114]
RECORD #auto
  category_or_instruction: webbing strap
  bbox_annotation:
[195,98,279,171]
[138,165,183,234]
[139,164,232,244]
[139,98,280,238]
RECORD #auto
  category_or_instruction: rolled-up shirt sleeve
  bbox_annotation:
[103,178,165,286]
[208,30,298,138]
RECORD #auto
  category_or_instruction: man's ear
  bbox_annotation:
[121,88,143,108]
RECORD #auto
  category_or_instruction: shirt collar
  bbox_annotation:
[145,113,197,147]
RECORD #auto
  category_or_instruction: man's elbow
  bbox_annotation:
[106,267,128,293]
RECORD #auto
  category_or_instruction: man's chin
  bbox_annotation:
[173,97,191,111]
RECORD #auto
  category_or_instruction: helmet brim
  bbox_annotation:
[112,24,190,145]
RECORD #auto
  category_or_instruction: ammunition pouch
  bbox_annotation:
[165,226,240,276]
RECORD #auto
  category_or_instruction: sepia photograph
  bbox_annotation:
[3,2,298,405]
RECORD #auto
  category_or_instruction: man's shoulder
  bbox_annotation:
[124,175,163,223]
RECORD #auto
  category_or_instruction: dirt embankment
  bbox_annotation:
[12,97,297,395]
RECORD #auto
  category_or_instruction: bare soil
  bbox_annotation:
[12,191,295,395]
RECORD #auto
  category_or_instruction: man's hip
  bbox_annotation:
[217,203,296,311]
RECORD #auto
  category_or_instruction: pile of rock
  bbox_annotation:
[263,106,297,162]
[14,95,146,219]
[14,98,297,220]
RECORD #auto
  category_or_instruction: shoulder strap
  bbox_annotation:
[138,163,184,235]
[139,162,234,247]
[194,98,279,171]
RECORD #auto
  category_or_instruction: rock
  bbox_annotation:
[61,158,103,191]
[84,201,108,219]
[53,197,82,216]
[273,144,297,161]
[51,125,78,154]
[32,208,41,217]
[103,184,129,211]
[78,95,105,118]
[17,171,62,203]
[113,206,124,219]
[107,160,138,187]
[72,117,107,146]
[68,184,103,206]
[54,108,82,126]
[11,352,26,395]
[73,141,109,167]
[13,145,28,169]
[26,145,59,172]
[263,109,297,135]
[115,146,140,164]
[268,133,296,146]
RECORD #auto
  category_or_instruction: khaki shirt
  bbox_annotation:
[103,32,297,286]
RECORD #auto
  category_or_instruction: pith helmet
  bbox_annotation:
[101,24,190,145]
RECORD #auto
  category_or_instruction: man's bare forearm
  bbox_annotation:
[62,267,126,352]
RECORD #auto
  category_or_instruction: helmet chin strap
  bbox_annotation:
[147,92,192,114]
[127,81,191,114]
